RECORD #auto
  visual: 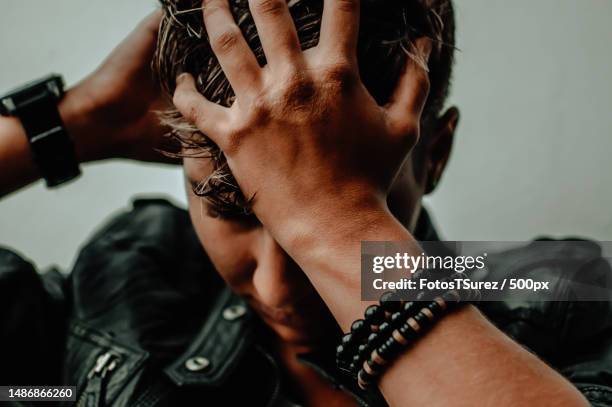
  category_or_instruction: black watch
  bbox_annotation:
[0,74,81,187]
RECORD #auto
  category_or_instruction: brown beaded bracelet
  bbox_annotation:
[336,273,481,391]
[356,287,480,390]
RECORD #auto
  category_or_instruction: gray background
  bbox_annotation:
[1,0,611,270]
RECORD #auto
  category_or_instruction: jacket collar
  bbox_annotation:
[165,287,255,386]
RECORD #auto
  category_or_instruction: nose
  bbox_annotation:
[251,229,303,307]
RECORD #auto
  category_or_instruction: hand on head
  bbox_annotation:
[173,0,433,243]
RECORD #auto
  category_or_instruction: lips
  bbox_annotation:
[252,300,306,327]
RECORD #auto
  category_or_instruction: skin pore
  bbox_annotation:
[183,123,456,405]
[173,1,587,405]
[0,2,590,405]
[182,110,458,349]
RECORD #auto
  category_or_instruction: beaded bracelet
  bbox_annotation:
[337,274,481,390]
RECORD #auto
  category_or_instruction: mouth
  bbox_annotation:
[245,290,331,331]
[250,300,307,327]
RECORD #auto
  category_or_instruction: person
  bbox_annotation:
[0,1,611,406]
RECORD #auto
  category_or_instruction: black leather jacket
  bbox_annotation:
[1,198,612,406]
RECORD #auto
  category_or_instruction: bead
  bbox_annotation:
[397,324,419,344]
[378,322,392,336]
[363,360,376,376]
[380,292,402,312]
[378,336,402,360]
[364,304,385,325]
[341,332,354,346]
[363,358,381,376]
[350,319,368,339]
[421,307,435,321]
[442,289,461,303]
[398,322,419,340]
[427,299,444,316]
[371,349,387,365]
[390,311,403,325]
[413,311,431,330]
[392,329,409,346]
[406,317,421,333]
[367,332,379,345]
[336,344,347,359]
[402,301,416,313]
[358,344,371,359]
[358,369,374,389]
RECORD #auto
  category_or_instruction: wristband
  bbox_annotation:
[0,74,81,187]
[337,272,481,390]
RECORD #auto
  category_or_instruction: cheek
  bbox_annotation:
[187,196,257,290]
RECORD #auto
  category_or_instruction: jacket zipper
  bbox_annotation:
[76,351,121,407]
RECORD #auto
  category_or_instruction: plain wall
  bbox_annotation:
[1,0,611,270]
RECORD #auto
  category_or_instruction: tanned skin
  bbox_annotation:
[0,2,588,406]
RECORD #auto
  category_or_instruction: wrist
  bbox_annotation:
[275,192,416,330]
[278,189,392,257]
[58,85,127,163]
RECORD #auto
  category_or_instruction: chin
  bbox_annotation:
[265,317,333,350]
[251,300,339,349]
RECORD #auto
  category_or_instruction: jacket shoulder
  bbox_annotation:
[480,239,612,405]
[68,197,223,363]
[0,248,67,385]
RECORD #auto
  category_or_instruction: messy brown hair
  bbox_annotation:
[154,0,456,217]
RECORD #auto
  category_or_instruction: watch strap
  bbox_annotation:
[18,92,80,187]
[1,75,81,187]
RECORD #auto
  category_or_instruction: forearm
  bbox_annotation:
[0,115,40,197]
[282,205,588,406]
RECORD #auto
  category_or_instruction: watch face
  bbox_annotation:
[0,74,64,115]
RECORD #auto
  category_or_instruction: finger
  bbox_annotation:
[248,0,303,68]
[203,0,261,93]
[173,73,231,145]
[385,38,432,136]
[319,0,360,63]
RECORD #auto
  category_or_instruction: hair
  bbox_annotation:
[154,0,456,216]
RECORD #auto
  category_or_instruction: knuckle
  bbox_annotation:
[184,105,202,126]
[210,27,241,54]
[391,119,420,140]
[279,71,317,109]
[320,63,357,94]
[222,132,243,155]
[172,91,193,115]
[253,0,286,17]
[245,94,273,125]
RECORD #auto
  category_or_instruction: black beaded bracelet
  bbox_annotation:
[337,273,481,390]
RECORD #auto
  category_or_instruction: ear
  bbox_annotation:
[424,106,459,194]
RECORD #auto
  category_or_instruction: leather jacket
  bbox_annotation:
[1,198,612,406]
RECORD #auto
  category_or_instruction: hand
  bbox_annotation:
[173,0,431,245]
[61,10,173,163]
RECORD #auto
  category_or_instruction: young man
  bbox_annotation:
[0,1,610,406]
